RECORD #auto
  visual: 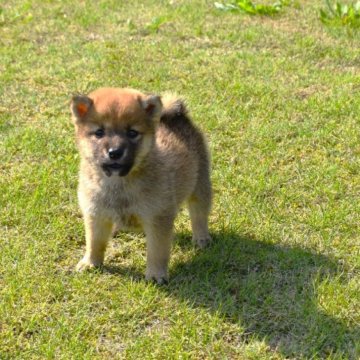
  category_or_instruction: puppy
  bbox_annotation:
[70,88,212,284]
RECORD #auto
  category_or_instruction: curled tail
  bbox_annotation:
[160,93,188,122]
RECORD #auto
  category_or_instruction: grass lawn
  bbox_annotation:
[1,0,360,358]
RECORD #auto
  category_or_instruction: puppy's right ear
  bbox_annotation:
[70,95,93,122]
[141,95,163,121]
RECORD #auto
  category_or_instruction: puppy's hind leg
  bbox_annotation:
[188,172,212,249]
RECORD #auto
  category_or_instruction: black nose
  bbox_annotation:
[108,147,124,160]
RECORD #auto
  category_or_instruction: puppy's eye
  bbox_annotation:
[94,128,105,138]
[127,129,139,139]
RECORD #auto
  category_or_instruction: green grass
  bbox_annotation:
[1,0,360,358]
[214,0,289,16]
[320,1,360,28]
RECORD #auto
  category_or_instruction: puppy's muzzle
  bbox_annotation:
[102,146,132,177]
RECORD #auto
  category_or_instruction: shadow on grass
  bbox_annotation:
[164,231,359,359]
[101,264,143,280]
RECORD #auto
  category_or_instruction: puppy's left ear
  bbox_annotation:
[141,95,163,120]
[70,95,94,122]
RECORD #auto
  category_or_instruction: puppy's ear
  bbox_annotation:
[70,95,93,122]
[141,95,163,120]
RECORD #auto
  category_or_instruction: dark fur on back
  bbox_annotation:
[160,96,205,149]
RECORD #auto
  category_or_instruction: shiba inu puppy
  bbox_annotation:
[70,88,212,284]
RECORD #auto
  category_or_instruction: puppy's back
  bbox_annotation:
[157,94,211,202]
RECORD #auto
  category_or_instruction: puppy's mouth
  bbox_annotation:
[101,163,132,177]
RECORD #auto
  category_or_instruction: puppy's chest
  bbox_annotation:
[95,183,144,229]
[81,176,163,227]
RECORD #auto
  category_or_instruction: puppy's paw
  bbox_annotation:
[193,235,212,249]
[145,270,169,285]
[76,257,102,272]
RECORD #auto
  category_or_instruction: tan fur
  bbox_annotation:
[71,87,212,283]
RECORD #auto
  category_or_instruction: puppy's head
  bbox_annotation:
[71,88,162,177]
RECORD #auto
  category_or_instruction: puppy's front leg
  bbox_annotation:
[143,215,174,284]
[76,214,113,271]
